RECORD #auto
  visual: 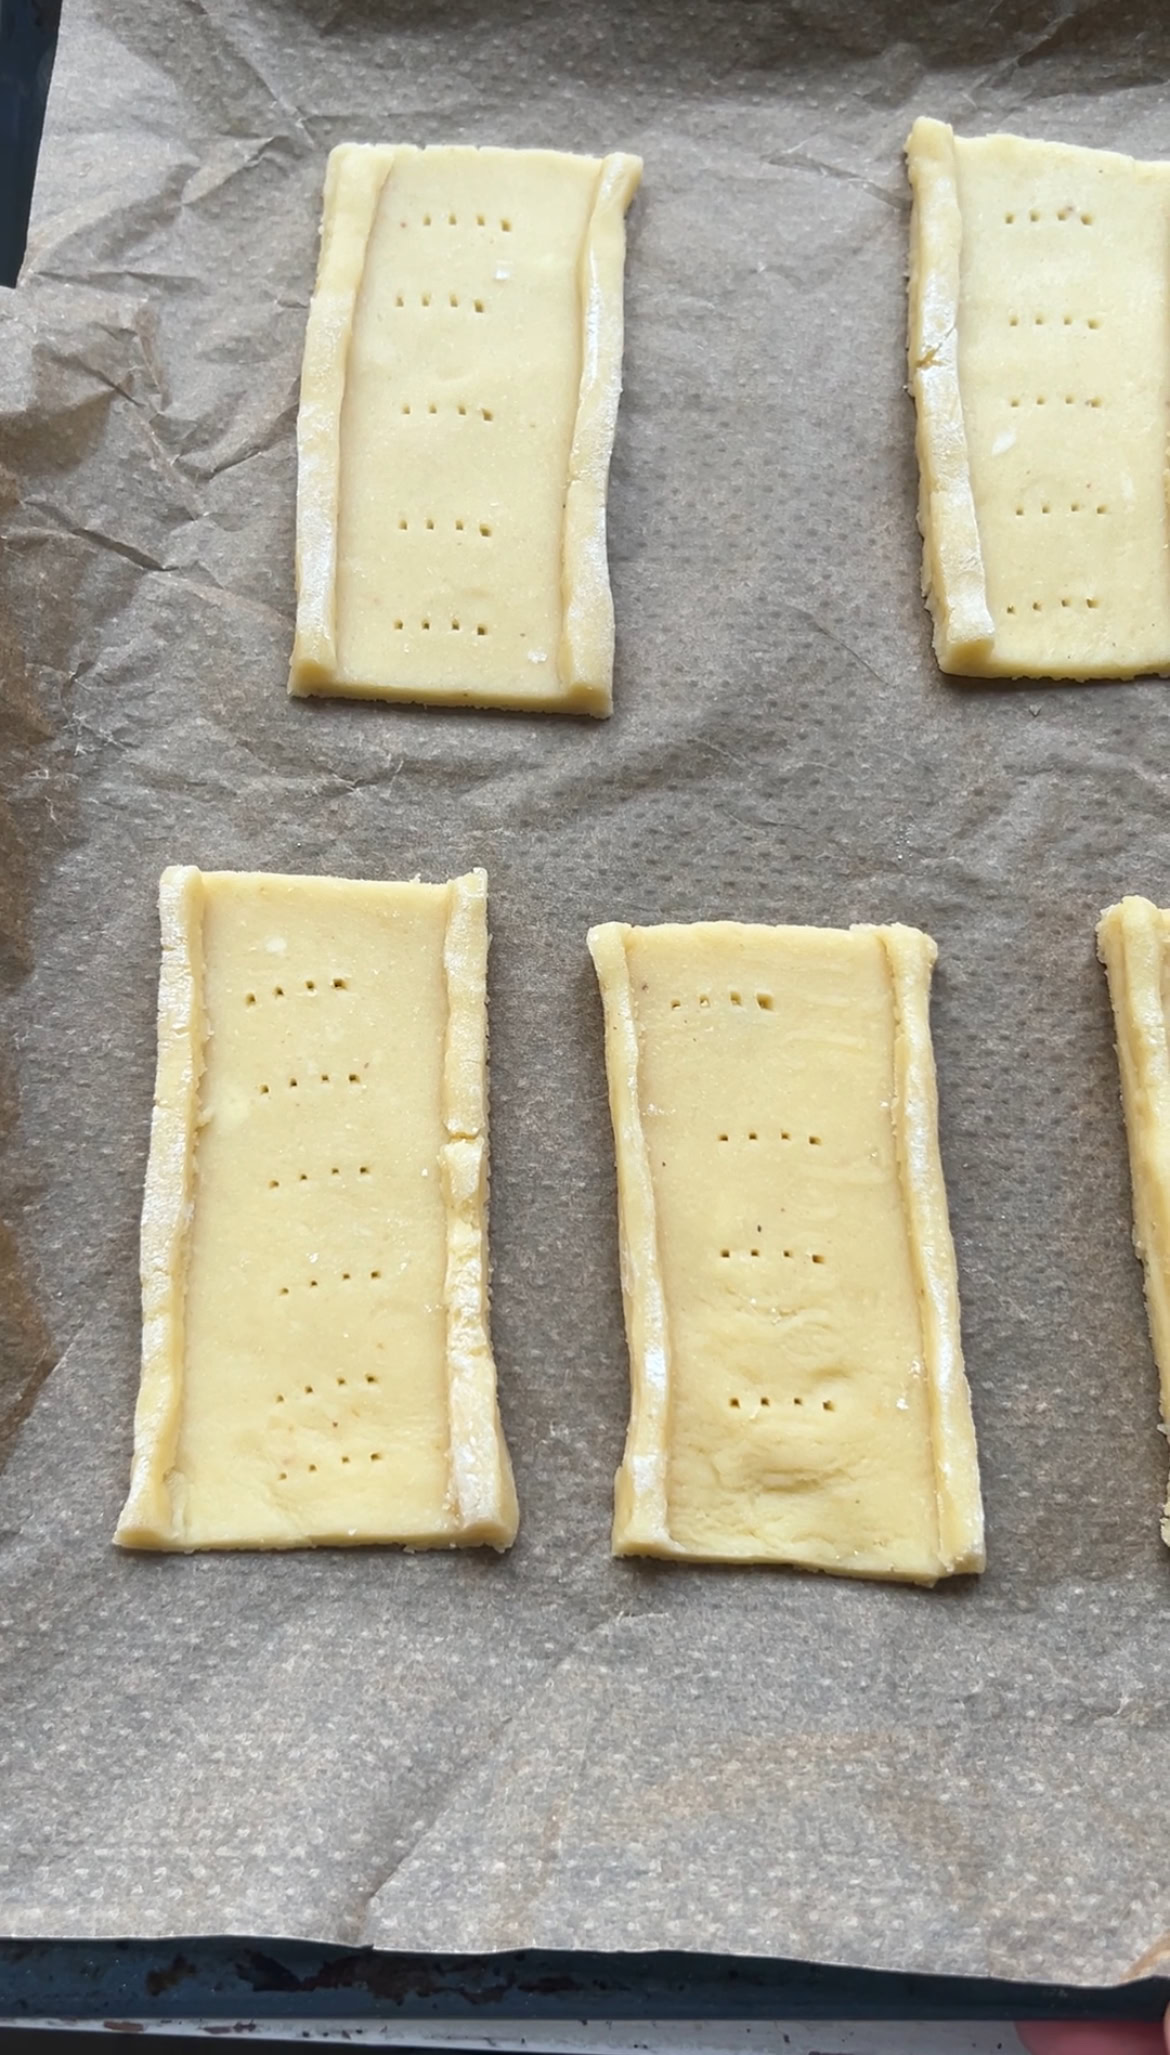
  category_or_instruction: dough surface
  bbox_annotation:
[116,865,517,1552]
[907,117,1170,679]
[290,143,641,716]
[1098,896,1170,1546]
[588,918,984,1584]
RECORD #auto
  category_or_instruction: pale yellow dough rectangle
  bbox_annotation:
[290,142,642,718]
[588,919,984,1584]
[1097,896,1170,1545]
[115,865,517,1553]
[907,116,1170,679]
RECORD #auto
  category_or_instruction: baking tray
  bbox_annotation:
[0,1936,1167,2030]
[6,0,1170,2018]
[0,0,59,287]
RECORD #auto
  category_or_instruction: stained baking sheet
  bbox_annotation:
[3,0,1170,1985]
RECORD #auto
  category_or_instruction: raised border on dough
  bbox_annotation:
[440,869,519,1544]
[557,151,644,711]
[115,864,517,1552]
[288,143,642,716]
[905,116,995,674]
[115,864,206,1547]
[880,923,985,1573]
[587,917,985,1581]
[586,922,675,1553]
[1097,896,1170,1546]
[289,144,393,692]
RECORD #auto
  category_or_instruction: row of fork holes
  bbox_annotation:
[671,991,774,1011]
[720,1247,826,1264]
[269,1166,372,1187]
[279,1377,377,1392]
[278,1456,382,1477]
[278,1273,382,1293]
[393,619,489,635]
[399,404,493,421]
[729,1395,836,1412]
[1009,395,1102,407]
[1003,207,1093,224]
[246,977,346,1005]
[259,1072,365,1094]
[1015,502,1108,515]
[408,213,512,229]
[1006,599,1100,613]
[397,515,492,531]
[719,1130,822,1145]
[1009,313,1101,328]
[394,293,486,311]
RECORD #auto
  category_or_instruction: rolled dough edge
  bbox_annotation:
[878,922,985,1577]
[905,116,996,677]
[442,868,519,1547]
[1098,896,1170,1547]
[289,143,395,697]
[557,152,643,719]
[587,921,678,1556]
[114,866,206,1548]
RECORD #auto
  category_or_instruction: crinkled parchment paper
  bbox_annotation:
[3,0,1170,1983]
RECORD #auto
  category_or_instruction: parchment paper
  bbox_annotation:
[4,0,1170,1985]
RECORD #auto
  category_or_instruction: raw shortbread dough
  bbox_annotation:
[115,865,518,1553]
[1098,896,1170,1545]
[907,117,1170,679]
[588,919,985,1584]
[290,143,642,717]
